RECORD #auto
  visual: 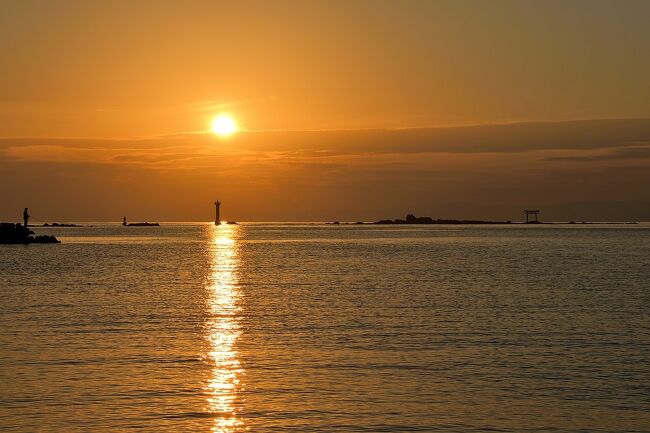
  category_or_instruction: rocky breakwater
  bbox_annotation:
[0,223,60,244]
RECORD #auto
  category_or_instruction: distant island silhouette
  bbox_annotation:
[41,222,80,227]
[0,223,60,244]
[374,214,512,225]
[122,217,159,227]
[355,214,638,225]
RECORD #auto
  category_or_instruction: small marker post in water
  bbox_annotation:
[214,200,221,225]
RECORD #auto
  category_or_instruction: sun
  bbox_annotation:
[210,114,238,137]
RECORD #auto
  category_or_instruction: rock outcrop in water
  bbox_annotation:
[0,223,60,244]
[122,217,159,226]
[374,214,511,225]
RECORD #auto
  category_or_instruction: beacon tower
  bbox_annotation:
[214,200,221,225]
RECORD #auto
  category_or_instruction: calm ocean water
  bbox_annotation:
[1,223,649,432]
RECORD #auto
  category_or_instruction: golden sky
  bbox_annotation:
[1,1,649,221]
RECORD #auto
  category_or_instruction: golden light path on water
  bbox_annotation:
[205,224,245,432]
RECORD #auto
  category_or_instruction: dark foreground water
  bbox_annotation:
[1,223,649,432]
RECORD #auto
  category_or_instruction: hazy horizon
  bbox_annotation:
[2,118,650,222]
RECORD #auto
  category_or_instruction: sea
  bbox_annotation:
[1,223,648,432]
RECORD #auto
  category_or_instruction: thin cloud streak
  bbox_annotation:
[4,118,650,159]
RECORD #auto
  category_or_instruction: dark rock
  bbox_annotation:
[0,223,60,244]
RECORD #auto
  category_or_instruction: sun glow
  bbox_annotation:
[211,115,238,137]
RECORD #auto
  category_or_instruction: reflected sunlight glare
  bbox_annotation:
[205,224,245,432]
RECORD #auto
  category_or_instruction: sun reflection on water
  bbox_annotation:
[205,224,244,432]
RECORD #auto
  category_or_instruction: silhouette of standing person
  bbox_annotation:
[23,208,30,229]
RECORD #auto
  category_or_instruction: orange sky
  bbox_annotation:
[1,1,649,221]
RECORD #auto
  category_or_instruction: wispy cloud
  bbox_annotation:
[183,98,251,113]
[182,96,277,114]
[2,119,650,171]
[547,145,650,161]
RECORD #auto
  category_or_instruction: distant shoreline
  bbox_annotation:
[371,221,639,225]
[3,219,643,226]
[327,214,640,225]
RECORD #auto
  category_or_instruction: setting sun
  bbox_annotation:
[3,2,650,433]
[210,115,238,137]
